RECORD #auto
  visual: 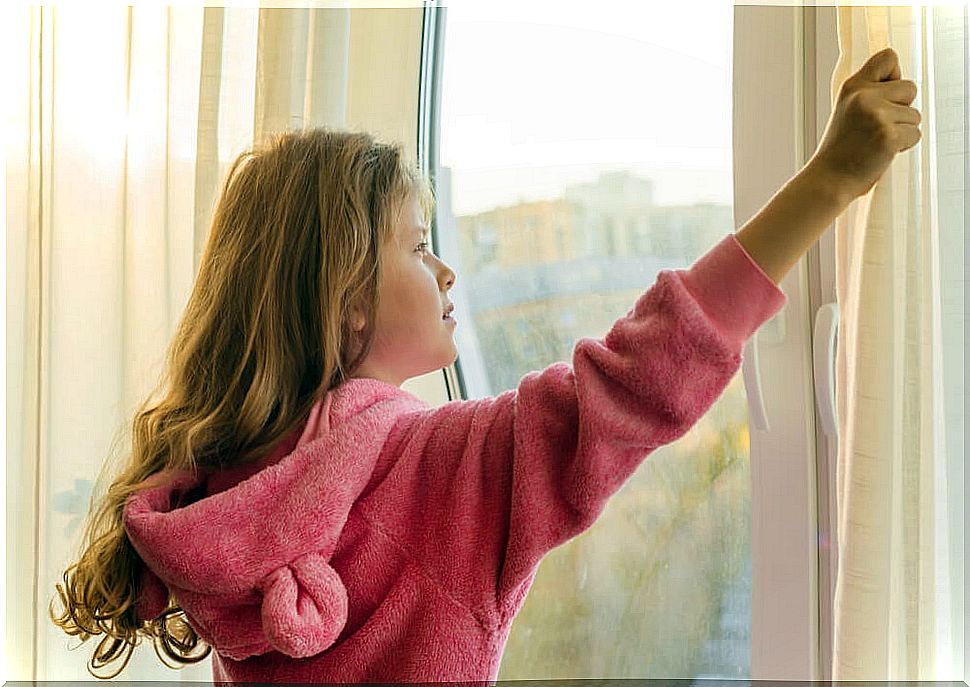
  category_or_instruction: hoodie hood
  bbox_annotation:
[122,378,427,661]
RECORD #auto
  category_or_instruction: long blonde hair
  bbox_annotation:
[49,127,436,678]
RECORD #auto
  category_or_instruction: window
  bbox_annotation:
[477,223,499,268]
[436,4,747,679]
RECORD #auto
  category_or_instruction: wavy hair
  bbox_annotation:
[49,127,436,678]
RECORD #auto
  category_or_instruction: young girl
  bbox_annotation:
[51,47,920,682]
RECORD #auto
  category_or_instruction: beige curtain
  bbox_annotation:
[830,6,966,680]
[6,4,425,680]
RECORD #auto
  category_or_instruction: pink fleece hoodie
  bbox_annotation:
[122,231,786,683]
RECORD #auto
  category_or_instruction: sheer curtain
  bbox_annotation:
[6,5,425,680]
[829,5,966,680]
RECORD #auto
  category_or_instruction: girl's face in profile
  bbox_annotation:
[349,194,458,387]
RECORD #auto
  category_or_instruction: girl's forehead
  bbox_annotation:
[396,198,428,233]
[399,193,423,220]
[388,194,430,249]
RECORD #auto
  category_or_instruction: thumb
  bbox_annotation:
[859,47,902,83]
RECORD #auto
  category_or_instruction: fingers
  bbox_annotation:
[859,47,901,83]
[843,67,915,108]
[858,76,920,128]
[886,102,921,126]
[878,78,918,105]
[894,123,922,152]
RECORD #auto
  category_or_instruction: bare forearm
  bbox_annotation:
[734,164,855,286]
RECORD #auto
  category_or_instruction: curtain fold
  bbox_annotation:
[254,7,351,139]
[7,5,424,680]
[830,5,966,680]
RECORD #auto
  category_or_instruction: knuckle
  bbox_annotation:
[868,108,883,125]
[843,89,864,113]
[839,78,858,99]
[876,123,895,147]
[857,89,876,110]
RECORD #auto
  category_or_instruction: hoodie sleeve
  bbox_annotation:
[358,232,786,625]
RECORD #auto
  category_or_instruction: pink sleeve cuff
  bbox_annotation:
[675,232,787,352]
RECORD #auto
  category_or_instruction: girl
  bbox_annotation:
[51,47,920,682]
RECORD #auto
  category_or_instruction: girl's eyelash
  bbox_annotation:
[416,241,430,253]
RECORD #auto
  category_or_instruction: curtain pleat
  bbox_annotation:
[253,7,351,141]
[193,7,226,274]
[831,6,965,680]
[8,5,423,680]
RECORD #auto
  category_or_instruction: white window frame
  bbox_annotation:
[406,2,459,406]
[806,6,843,681]
[734,5,841,680]
[420,3,843,680]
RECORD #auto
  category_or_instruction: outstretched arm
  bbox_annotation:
[736,47,921,286]
[361,231,786,628]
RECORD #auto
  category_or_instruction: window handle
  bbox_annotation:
[741,304,785,434]
[742,334,770,432]
[812,302,840,439]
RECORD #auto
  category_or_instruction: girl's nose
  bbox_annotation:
[436,255,456,288]
[441,267,455,289]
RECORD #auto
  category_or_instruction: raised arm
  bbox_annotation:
[360,231,786,628]
[736,47,921,285]
[356,45,921,631]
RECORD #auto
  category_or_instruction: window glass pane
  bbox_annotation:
[437,3,748,679]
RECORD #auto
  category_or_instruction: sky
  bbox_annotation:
[438,0,737,215]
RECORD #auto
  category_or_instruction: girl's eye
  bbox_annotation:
[416,241,430,254]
